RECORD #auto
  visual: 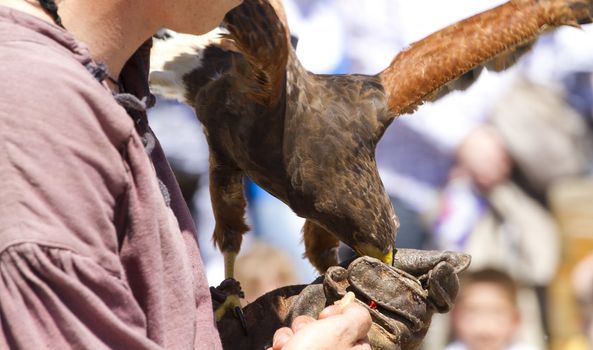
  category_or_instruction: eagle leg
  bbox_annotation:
[208,153,249,322]
[302,220,340,274]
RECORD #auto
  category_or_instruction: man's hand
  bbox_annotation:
[268,294,372,350]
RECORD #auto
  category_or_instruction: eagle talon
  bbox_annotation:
[214,293,243,322]
[233,306,248,335]
[212,277,247,333]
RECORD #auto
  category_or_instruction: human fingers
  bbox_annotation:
[319,291,356,319]
[330,302,372,342]
[352,342,372,350]
[271,327,294,350]
[278,303,371,350]
[291,315,316,333]
[318,304,342,319]
[352,337,372,350]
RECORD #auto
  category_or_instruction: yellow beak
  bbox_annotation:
[355,244,394,266]
[382,250,394,265]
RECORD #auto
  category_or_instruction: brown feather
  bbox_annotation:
[379,0,593,123]
[223,0,289,105]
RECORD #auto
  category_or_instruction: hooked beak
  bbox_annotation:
[383,249,394,266]
[354,243,394,266]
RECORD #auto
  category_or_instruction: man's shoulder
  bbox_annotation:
[0,14,101,96]
[0,37,97,89]
[0,31,121,125]
[0,28,134,148]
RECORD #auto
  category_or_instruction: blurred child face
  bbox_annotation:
[452,282,520,350]
[242,268,295,304]
[234,243,299,305]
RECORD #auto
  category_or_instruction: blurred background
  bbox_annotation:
[148,1,593,349]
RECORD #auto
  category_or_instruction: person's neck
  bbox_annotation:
[59,1,159,79]
[0,0,160,78]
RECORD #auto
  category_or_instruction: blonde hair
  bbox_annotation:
[235,241,298,302]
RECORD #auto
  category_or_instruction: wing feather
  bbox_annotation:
[222,0,290,106]
[379,0,593,120]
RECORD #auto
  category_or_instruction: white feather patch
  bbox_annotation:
[149,28,226,103]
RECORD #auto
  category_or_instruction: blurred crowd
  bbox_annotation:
[148,1,593,349]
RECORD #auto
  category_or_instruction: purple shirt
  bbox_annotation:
[0,6,221,349]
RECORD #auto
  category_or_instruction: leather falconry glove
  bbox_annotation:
[212,249,471,350]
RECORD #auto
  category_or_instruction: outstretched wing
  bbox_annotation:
[378,0,593,122]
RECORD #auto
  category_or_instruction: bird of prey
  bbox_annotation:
[150,0,592,319]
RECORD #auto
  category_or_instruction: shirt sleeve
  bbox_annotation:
[0,244,166,350]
